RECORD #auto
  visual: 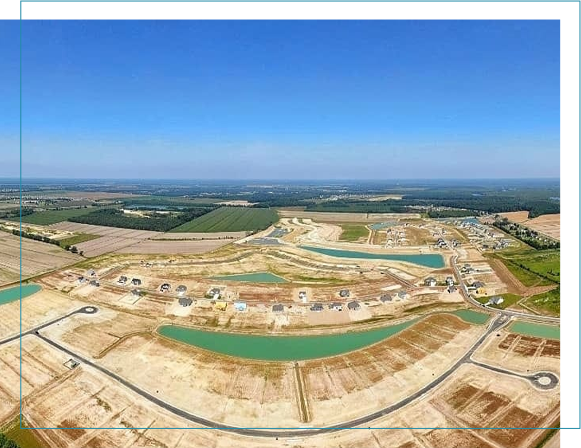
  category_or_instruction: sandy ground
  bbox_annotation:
[499,211,530,223]
[0,233,81,285]
[472,328,560,375]
[114,239,234,254]
[278,210,421,222]
[525,214,560,241]
[10,344,558,448]
[0,214,560,447]
[0,336,70,424]
[151,231,248,240]
[0,288,86,340]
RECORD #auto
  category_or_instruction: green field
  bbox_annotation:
[170,207,278,233]
[57,233,100,248]
[339,224,369,242]
[18,208,98,225]
[476,293,521,310]
[495,249,560,287]
[525,287,560,315]
[1,416,45,448]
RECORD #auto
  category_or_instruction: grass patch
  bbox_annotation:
[1,415,46,448]
[170,207,278,233]
[476,293,521,309]
[525,287,560,316]
[57,233,100,248]
[494,249,560,287]
[338,224,369,242]
[18,208,97,225]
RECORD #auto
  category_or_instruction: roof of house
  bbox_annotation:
[178,297,193,306]
[347,301,360,309]
[380,294,392,302]
[272,304,284,312]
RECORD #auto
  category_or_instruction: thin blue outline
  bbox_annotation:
[18,19,579,438]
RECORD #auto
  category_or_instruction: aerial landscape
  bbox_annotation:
[0,19,562,448]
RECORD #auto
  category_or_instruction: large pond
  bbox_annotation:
[0,284,42,306]
[211,272,288,283]
[158,319,419,361]
[510,321,560,340]
[299,246,445,268]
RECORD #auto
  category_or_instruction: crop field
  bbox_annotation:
[338,224,369,242]
[19,207,99,225]
[0,233,81,284]
[57,233,100,248]
[50,222,161,257]
[170,207,279,233]
[524,287,560,315]
[114,239,233,254]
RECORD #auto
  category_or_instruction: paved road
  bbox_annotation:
[23,308,555,437]
[0,306,97,346]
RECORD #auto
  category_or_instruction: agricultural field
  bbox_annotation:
[338,224,369,242]
[49,222,161,257]
[0,233,81,285]
[524,287,560,315]
[18,207,99,225]
[170,207,279,233]
[1,416,47,448]
[496,250,560,287]
[56,233,100,248]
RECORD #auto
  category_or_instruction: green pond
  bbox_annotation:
[211,272,288,283]
[300,246,445,268]
[510,321,560,340]
[0,284,42,306]
[451,309,490,325]
[158,319,418,361]
[369,222,397,230]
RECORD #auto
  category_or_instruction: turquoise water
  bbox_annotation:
[211,272,288,283]
[510,321,560,340]
[158,319,418,361]
[369,222,397,230]
[0,284,42,306]
[300,246,445,268]
[451,309,490,325]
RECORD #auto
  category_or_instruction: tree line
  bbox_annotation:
[0,433,21,448]
[68,207,214,232]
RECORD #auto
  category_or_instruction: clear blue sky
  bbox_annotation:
[0,20,560,179]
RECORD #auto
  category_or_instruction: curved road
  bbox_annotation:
[5,306,556,438]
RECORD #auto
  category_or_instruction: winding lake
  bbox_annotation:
[158,319,418,361]
[300,246,445,268]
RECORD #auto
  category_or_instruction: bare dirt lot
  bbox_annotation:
[499,211,530,223]
[151,231,247,240]
[278,210,421,222]
[472,328,560,375]
[0,232,81,285]
[525,214,560,241]
[114,239,234,254]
